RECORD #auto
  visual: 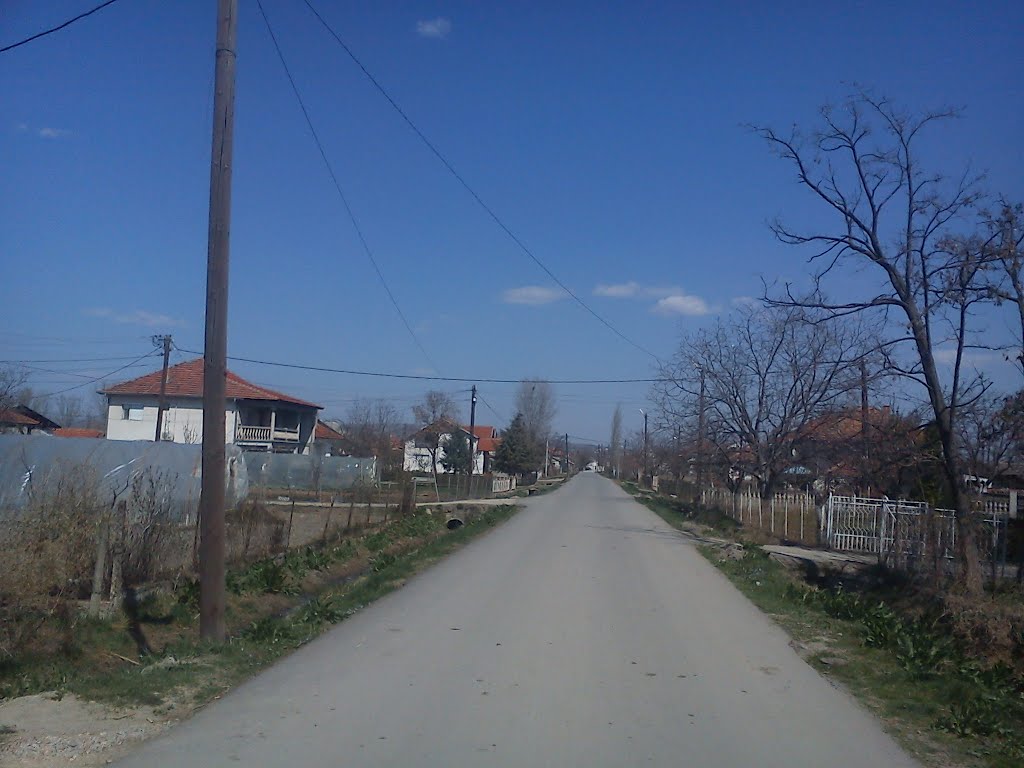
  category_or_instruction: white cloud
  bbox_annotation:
[416,17,452,39]
[85,307,182,327]
[651,294,712,317]
[731,296,759,307]
[502,286,567,305]
[932,348,1003,367]
[38,127,71,139]
[15,123,28,132]
[594,281,641,298]
[594,281,678,299]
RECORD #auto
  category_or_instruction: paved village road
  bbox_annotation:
[118,473,917,768]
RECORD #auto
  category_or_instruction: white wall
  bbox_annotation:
[106,395,237,444]
[402,434,484,474]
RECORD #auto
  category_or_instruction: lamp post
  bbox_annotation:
[639,408,648,486]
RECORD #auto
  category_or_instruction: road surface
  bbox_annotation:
[118,473,917,767]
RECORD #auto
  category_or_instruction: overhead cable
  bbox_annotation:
[300,0,660,361]
[174,346,663,385]
[1,0,124,55]
[256,0,437,370]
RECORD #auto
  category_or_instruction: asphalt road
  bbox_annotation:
[118,473,917,767]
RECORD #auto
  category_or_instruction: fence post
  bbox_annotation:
[770,496,776,534]
[89,512,111,618]
[286,498,296,551]
[784,496,789,539]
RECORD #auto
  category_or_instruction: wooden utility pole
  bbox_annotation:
[860,359,869,494]
[697,368,706,489]
[153,335,172,441]
[564,433,569,474]
[198,0,238,643]
[468,385,477,475]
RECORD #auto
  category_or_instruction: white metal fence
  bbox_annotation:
[823,493,1011,573]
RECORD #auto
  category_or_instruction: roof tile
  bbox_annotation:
[102,358,321,409]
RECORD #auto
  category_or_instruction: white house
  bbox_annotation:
[102,357,321,454]
[402,420,487,475]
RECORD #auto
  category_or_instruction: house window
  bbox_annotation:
[122,405,145,421]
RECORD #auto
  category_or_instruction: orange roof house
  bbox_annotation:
[101,358,321,454]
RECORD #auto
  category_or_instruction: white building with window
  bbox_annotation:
[102,357,321,454]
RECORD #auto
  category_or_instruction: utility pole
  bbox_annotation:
[544,438,549,477]
[697,368,706,489]
[860,359,869,495]
[153,335,172,442]
[564,433,569,474]
[639,409,648,485]
[198,0,238,644]
[468,385,477,475]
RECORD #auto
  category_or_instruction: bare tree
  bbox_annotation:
[980,202,1024,373]
[754,91,990,591]
[411,391,459,481]
[654,305,867,499]
[0,365,29,413]
[515,379,557,455]
[344,398,399,461]
[609,404,623,477]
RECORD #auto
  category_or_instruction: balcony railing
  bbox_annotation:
[236,424,300,443]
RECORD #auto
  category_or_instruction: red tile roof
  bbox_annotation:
[0,408,39,427]
[54,427,104,438]
[470,425,497,439]
[102,358,321,409]
[315,421,345,441]
[478,436,500,452]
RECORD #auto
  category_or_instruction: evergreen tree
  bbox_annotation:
[494,413,543,476]
[440,430,473,474]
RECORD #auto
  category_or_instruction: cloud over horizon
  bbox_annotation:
[416,17,452,39]
[651,294,712,317]
[502,285,567,305]
[593,281,677,299]
[85,307,183,328]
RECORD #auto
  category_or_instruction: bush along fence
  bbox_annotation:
[698,486,818,546]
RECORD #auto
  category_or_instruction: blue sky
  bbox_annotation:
[2,0,1022,441]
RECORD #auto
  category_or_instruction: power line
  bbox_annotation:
[299,0,659,361]
[1,0,124,55]
[29,350,160,400]
[0,355,157,364]
[174,346,663,384]
[255,0,436,370]
[477,393,507,424]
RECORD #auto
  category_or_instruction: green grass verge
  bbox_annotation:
[619,480,1024,768]
[0,504,519,713]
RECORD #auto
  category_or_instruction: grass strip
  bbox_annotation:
[0,503,519,715]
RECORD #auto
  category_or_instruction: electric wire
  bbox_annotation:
[1,0,124,55]
[28,350,160,400]
[300,0,659,361]
[174,346,663,384]
[256,0,437,370]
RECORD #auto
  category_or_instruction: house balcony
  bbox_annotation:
[235,424,300,444]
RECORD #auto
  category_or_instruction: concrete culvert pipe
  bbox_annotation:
[446,517,464,530]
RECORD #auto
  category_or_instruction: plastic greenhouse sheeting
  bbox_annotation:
[0,434,248,521]
[244,453,377,491]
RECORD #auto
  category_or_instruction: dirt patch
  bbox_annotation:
[0,693,173,768]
